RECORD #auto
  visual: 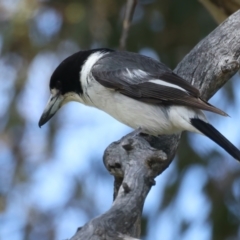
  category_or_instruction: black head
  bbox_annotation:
[50,48,114,94]
[50,50,90,95]
[39,48,113,127]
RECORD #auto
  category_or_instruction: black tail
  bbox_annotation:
[190,118,240,162]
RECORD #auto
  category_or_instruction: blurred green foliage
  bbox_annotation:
[0,0,239,240]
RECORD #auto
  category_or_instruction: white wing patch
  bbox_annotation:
[149,79,187,93]
[124,69,188,93]
[125,68,148,79]
[126,68,134,78]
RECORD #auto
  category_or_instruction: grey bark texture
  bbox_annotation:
[70,10,240,240]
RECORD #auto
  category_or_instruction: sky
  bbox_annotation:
[0,1,240,239]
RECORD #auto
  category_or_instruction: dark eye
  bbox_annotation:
[56,81,62,90]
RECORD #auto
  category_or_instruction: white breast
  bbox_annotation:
[83,79,174,135]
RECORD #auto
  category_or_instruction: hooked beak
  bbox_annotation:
[38,92,63,127]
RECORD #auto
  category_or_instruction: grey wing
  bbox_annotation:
[92,51,227,116]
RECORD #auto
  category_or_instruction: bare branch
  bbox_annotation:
[70,10,240,240]
[119,0,138,50]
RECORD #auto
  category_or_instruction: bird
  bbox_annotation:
[38,48,240,162]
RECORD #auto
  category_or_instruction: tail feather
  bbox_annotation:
[190,118,240,162]
[199,98,229,117]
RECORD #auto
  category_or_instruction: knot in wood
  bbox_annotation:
[221,59,240,73]
[122,182,131,193]
[122,138,134,151]
[146,152,168,174]
[106,162,123,177]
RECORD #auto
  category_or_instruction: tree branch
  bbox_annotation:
[70,10,240,240]
[119,0,138,50]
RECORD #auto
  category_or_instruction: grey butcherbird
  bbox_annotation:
[39,48,240,162]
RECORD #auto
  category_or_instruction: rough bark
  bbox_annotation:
[70,10,240,240]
